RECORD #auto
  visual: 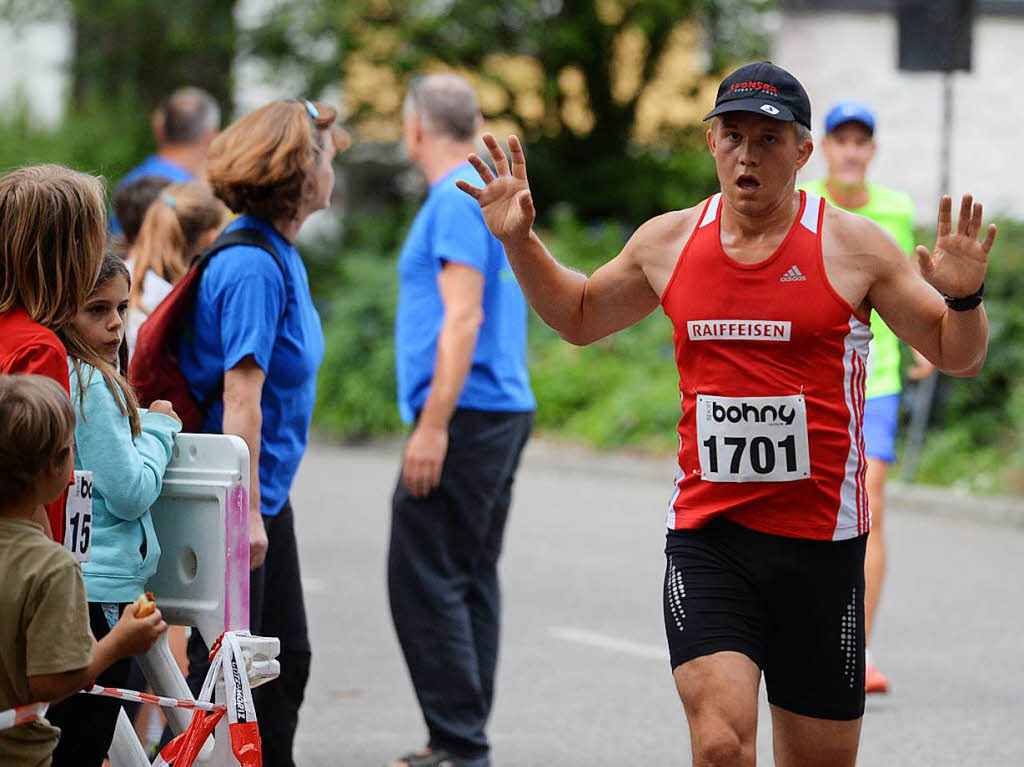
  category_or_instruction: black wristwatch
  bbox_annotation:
[943,283,984,311]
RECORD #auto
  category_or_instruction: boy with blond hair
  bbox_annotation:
[0,375,166,766]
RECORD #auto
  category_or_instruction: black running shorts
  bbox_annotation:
[664,519,868,721]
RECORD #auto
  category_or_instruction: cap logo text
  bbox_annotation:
[729,81,779,95]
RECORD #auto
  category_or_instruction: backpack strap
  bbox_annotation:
[194,227,289,414]
[196,227,287,284]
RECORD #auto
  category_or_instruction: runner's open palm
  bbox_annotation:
[917,194,996,298]
[456,134,535,244]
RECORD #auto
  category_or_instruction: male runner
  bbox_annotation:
[803,101,934,694]
[457,62,994,766]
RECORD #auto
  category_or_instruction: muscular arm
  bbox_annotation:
[869,244,987,376]
[457,134,680,347]
[852,205,990,377]
[504,227,661,345]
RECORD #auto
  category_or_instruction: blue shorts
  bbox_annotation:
[863,393,899,464]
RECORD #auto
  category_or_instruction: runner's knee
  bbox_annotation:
[691,719,753,767]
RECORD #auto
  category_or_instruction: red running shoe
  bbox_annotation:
[865,660,890,694]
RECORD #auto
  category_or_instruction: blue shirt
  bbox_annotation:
[110,155,194,235]
[179,216,325,517]
[395,163,535,423]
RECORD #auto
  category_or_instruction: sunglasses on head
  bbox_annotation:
[297,98,320,120]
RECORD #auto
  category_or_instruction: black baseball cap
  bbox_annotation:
[704,62,812,130]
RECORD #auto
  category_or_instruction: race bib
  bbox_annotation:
[695,394,810,483]
[63,471,93,563]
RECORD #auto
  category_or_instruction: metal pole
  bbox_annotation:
[902,72,951,482]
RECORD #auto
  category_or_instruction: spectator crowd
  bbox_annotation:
[0,75,528,767]
[0,88,354,767]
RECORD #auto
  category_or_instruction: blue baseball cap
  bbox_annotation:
[824,100,875,135]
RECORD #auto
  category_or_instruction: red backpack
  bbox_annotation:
[129,228,285,432]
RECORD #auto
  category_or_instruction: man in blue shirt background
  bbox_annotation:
[388,73,535,767]
[110,86,220,234]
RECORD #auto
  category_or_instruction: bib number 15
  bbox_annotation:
[63,470,93,563]
[695,394,811,483]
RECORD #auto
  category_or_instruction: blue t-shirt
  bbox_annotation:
[179,216,325,517]
[110,155,194,235]
[395,162,535,423]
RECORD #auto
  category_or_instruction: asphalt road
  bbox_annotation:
[288,440,1024,766]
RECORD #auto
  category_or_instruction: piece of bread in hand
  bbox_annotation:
[134,591,157,618]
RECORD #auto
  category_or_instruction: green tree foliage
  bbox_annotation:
[247,0,773,222]
[914,218,1024,494]
[0,0,237,183]
[0,97,150,180]
[69,0,237,111]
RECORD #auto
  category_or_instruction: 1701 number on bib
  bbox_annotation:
[695,394,810,483]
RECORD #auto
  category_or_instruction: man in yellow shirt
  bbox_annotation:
[804,100,934,694]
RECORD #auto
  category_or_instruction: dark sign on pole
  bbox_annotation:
[896,0,976,480]
[897,0,976,72]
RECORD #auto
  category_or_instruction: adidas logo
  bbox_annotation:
[780,265,807,283]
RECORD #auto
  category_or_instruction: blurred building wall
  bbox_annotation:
[0,19,72,127]
[776,8,1024,224]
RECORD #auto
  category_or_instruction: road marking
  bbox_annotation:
[548,627,667,660]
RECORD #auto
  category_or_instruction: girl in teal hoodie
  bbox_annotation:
[46,252,181,767]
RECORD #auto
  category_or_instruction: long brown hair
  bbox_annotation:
[0,164,106,328]
[59,251,142,437]
[129,181,228,313]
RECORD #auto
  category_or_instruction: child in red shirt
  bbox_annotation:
[0,164,107,542]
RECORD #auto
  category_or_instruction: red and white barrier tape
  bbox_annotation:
[0,687,224,733]
[1,629,262,767]
[0,701,48,731]
[85,684,226,713]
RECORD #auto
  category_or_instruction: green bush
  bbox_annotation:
[912,218,1024,493]
[304,209,415,440]
[0,97,152,184]
[314,251,403,440]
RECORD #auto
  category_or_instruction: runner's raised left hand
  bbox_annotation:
[916,194,996,299]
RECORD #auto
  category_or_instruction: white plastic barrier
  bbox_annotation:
[148,433,253,643]
[106,433,280,767]
[109,707,153,765]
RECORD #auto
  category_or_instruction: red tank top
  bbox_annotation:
[660,191,871,541]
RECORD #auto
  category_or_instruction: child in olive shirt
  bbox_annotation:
[0,375,166,767]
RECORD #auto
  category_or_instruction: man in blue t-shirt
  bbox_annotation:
[110,87,220,234]
[387,74,535,767]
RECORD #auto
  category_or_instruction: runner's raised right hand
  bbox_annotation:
[456,133,535,247]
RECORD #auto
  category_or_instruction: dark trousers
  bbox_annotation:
[50,603,131,767]
[389,409,533,759]
[187,500,311,767]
